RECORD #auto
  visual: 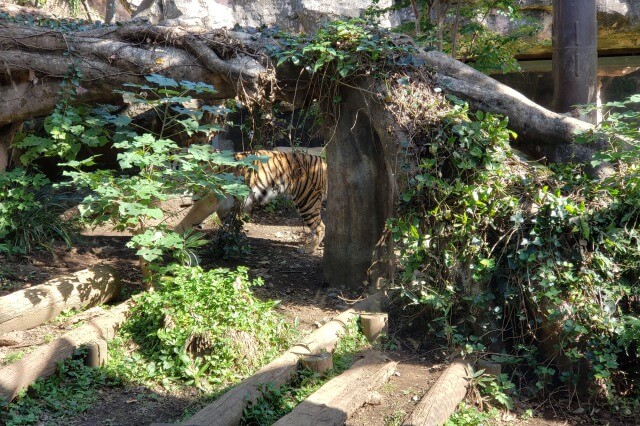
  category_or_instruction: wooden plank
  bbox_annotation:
[0,301,130,402]
[0,265,121,335]
[402,358,470,426]
[274,350,397,426]
[182,312,360,426]
[182,292,385,426]
[183,350,300,426]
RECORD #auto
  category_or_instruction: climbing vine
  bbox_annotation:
[389,88,640,411]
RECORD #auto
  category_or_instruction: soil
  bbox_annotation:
[0,208,633,425]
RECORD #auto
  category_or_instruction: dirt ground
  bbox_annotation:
[0,209,632,425]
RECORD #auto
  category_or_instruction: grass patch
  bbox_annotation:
[0,352,118,426]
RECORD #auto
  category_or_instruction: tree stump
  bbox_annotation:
[360,313,388,343]
[300,352,333,374]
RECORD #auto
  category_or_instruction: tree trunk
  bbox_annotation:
[419,50,605,169]
[323,83,396,288]
[0,24,266,128]
[0,122,21,171]
[552,0,598,123]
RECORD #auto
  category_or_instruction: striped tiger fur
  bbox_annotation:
[175,150,327,253]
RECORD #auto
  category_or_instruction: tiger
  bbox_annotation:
[175,150,327,253]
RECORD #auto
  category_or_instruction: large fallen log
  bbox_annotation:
[0,300,130,403]
[274,350,397,426]
[0,265,121,335]
[181,292,385,426]
[402,358,470,426]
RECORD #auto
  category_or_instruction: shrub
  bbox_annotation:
[108,266,293,390]
[390,94,640,406]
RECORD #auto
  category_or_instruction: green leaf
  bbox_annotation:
[145,74,179,87]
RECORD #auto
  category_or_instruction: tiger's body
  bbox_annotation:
[175,150,327,253]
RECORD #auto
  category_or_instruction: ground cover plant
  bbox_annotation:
[0,169,75,255]
[1,354,117,426]
[388,92,640,415]
[108,265,294,390]
[0,265,295,424]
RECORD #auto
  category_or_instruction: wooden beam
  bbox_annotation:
[182,293,385,426]
[0,265,121,335]
[274,350,397,425]
[402,358,470,426]
[0,301,130,402]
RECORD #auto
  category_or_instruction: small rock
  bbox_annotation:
[571,407,585,414]
[411,395,420,402]
[365,391,384,406]
[0,331,25,346]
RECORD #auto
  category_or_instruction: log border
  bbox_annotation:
[181,291,387,426]
[0,301,130,403]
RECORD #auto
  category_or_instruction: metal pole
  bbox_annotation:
[552,0,598,123]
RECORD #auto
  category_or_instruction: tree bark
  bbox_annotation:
[323,83,396,288]
[0,24,266,126]
[419,49,603,167]
[0,121,21,170]
[552,0,597,123]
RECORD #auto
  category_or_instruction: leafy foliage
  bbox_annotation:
[369,0,538,73]
[0,12,100,31]
[445,402,499,426]
[269,18,419,82]
[14,74,255,279]
[389,91,640,409]
[108,266,293,390]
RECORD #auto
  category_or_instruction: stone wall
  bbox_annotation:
[132,0,400,32]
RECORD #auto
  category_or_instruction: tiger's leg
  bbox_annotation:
[303,220,325,253]
[175,194,235,234]
[295,191,325,253]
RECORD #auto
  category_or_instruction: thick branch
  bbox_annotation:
[0,24,268,125]
[420,50,600,166]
